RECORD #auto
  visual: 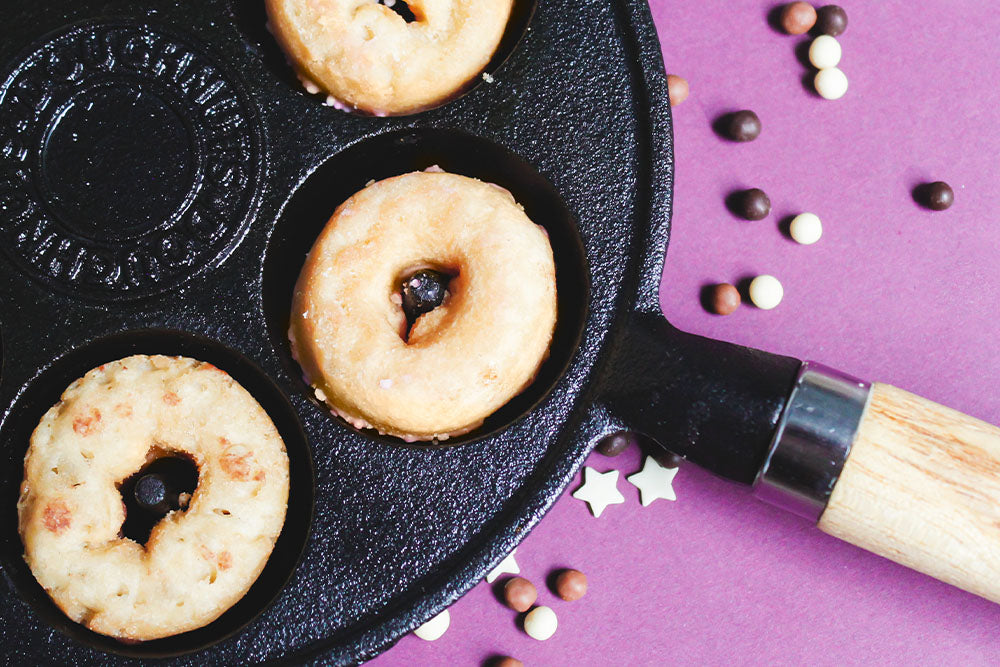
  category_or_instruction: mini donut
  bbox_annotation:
[17,355,289,641]
[290,170,557,441]
[265,0,514,114]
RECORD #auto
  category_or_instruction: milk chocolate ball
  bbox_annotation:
[781,2,817,35]
[555,569,588,601]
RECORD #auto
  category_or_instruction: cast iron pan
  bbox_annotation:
[0,0,801,663]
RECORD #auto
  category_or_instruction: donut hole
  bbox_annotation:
[117,450,199,547]
[263,128,589,447]
[378,0,418,23]
[396,266,457,341]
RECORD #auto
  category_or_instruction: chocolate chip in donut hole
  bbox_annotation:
[117,449,199,545]
[378,0,418,23]
[399,268,453,337]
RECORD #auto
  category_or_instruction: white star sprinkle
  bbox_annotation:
[485,548,520,583]
[571,467,625,518]
[627,455,678,506]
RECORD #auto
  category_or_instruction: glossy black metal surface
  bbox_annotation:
[0,0,799,663]
[601,314,800,485]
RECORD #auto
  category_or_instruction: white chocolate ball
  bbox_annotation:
[789,212,823,245]
[414,609,450,641]
[524,605,558,641]
[749,275,784,310]
[809,35,842,69]
[814,67,848,100]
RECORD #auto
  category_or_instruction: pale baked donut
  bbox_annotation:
[290,170,557,441]
[17,355,289,641]
[265,0,514,114]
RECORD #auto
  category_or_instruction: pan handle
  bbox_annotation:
[605,312,1000,605]
[755,362,1000,605]
[599,311,801,485]
[815,382,1000,604]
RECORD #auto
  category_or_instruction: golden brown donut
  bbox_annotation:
[290,170,557,440]
[265,0,514,114]
[17,355,289,641]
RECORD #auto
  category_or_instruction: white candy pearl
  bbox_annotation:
[814,67,848,100]
[809,35,842,69]
[524,605,558,641]
[789,212,823,245]
[414,609,450,641]
[749,275,784,310]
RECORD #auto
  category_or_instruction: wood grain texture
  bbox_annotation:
[819,383,1000,603]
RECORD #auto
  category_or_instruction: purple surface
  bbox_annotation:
[373,1,1000,664]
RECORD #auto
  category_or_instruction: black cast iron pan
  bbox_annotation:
[3,0,999,664]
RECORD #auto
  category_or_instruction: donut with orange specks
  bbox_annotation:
[17,355,289,641]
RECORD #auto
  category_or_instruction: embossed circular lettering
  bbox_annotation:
[0,21,263,298]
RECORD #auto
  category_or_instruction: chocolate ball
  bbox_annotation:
[780,2,817,35]
[653,449,683,469]
[814,67,848,100]
[596,431,635,457]
[554,569,588,601]
[710,283,740,315]
[489,658,524,667]
[667,74,689,106]
[503,576,537,612]
[749,275,784,310]
[523,605,558,641]
[722,110,761,142]
[732,188,771,220]
[815,5,848,36]
[401,269,448,322]
[923,181,955,211]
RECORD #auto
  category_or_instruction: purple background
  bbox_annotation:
[373,1,1000,664]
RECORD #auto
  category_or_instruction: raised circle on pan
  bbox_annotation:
[261,128,590,448]
[0,329,314,658]
[225,0,537,115]
[0,20,265,300]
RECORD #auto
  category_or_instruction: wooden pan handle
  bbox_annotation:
[818,383,1000,603]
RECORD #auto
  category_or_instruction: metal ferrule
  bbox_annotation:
[752,362,872,522]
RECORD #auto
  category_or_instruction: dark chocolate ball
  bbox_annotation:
[815,5,848,36]
[596,431,636,457]
[733,188,771,220]
[134,474,168,509]
[924,181,954,211]
[503,576,538,613]
[554,569,588,601]
[723,110,762,142]
[401,269,449,321]
[710,283,741,315]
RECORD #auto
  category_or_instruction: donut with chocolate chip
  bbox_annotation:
[290,170,557,441]
[17,355,289,641]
